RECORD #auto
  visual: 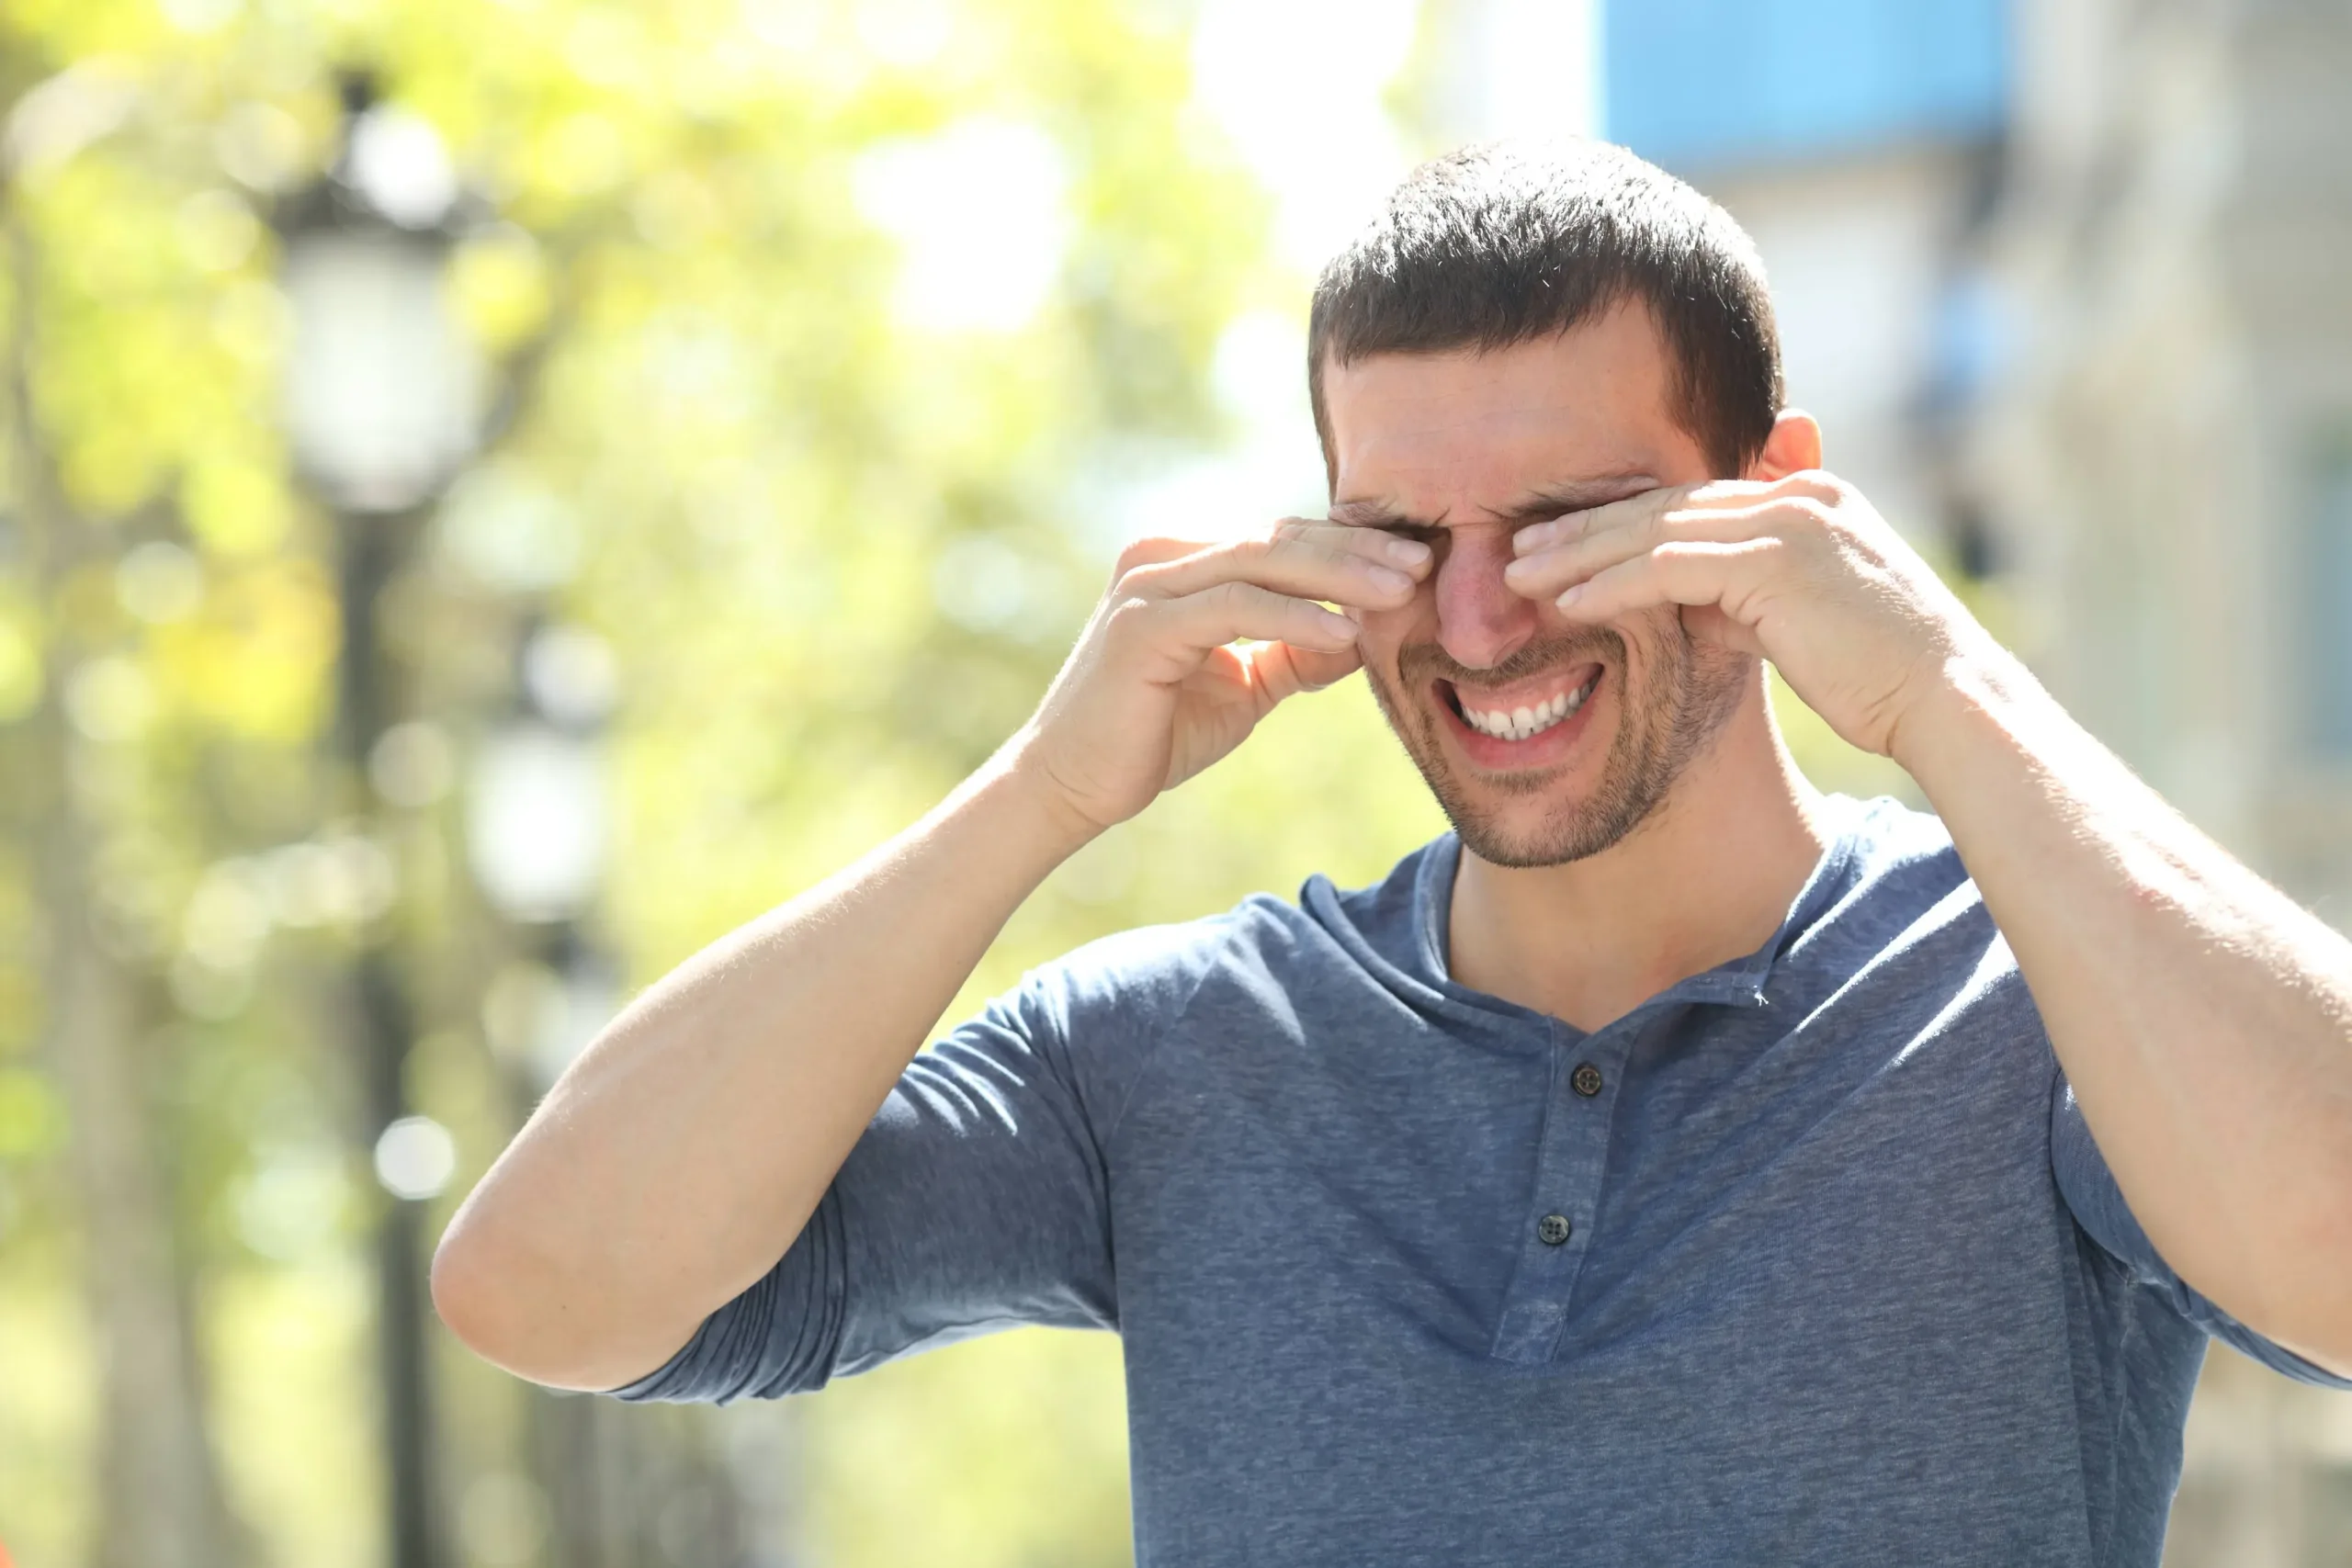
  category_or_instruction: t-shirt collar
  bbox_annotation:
[1407,793,1873,1022]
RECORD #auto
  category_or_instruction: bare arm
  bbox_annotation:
[1891,658,2352,1379]
[430,523,1432,1392]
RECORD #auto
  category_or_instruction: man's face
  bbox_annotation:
[1322,302,1752,868]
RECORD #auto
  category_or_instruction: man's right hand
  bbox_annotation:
[1008,520,1433,836]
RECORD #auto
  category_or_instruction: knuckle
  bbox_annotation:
[1211,579,1257,615]
[1315,541,1363,575]
[1114,536,1187,578]
[1117,560,1172,599]
[1102,595,1159,644]
[1232,536,1281,571]
[1784,497,1836,533]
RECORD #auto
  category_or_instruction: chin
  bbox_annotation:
[1439,778,1657,870]
[1406,702,1657,870]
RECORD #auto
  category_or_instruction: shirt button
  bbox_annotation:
[1536,1213,1573,1247]
[1570,1062,1604,1098]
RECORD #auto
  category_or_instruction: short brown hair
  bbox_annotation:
[1308,140,1782,482]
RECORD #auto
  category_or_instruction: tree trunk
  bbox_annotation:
[37,808,240,1568]
[10,209,243,1568]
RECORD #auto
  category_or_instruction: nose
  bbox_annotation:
[1430,525,1540,671]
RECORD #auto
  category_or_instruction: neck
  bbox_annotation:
[1446,681,1831,1032]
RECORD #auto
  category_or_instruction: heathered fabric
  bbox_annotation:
[612,794,2348,1565]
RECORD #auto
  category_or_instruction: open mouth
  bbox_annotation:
[1437,664,1603,743]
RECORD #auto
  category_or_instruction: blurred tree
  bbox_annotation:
[6,231,246,1568]
[0,0,1290,1563]
[0,51,273,1568]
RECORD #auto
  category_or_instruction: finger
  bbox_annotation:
[1505,496,1776,599]
[1551,538,1782,625]
[1145,523,1430,605]
[1136,524,1430,612]
[1282,513,1436,565]
[1115,580,1361,670]
[1112,534,1220,577]
[1275,516,1437,588]
[1241,637,1363,704]
[1509,484,1690,560]
[1509,477,1800,558]
[1673,477,1792,511]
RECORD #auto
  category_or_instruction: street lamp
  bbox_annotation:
[275,69,484,1568]
[280,74,481,514]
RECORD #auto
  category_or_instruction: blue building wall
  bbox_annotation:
[1603,0,2010,173]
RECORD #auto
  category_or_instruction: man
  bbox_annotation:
[432,141,2352,1564]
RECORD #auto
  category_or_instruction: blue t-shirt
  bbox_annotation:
[612,794,2348,1564]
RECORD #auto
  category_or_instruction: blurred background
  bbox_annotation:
[0,0,2346,1563]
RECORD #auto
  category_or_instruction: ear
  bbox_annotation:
[1748,410,1823,480]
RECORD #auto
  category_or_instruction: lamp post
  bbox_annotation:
[466,619,623,1568]
[276,71,483,1568]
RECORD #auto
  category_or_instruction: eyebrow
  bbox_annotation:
[1329,473,1658,534]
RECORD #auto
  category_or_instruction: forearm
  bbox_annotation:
[1893,652,2352,1366]
[432,747,1097,1392]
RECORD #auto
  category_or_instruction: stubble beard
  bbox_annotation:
[1363,619,1750,870]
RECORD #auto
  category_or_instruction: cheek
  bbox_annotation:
[1595,608,1687,694]
[1354,598,1426,665]
[1351,611,1438,717]
[1617,605,1686,658]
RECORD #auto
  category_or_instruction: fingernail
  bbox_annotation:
[1513,522,1551,553]
[1366,565,1411,592]
[1316,607,1358,637]
[1501,558,1530,582]
[1384,536,1430,566]
[1556,584,1585,609]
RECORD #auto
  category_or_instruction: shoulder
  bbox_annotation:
[1007,839,1438,1052]
[1843,793,1967,887]
[971,885,1379,1145]
[1029,899,1294,1021]
[1776,795,2010,996]
[1829,795,1984,936]
[1030,878,1385,1030]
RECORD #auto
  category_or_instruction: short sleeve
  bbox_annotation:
[2051,1074,2352,1389]
[607,950,1166,1405]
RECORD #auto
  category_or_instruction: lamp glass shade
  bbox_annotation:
[282,228,482,513]
[465,724,606,922]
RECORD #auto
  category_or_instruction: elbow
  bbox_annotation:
[430,1207,683,1394]
[429,1207,567,1385]
[2301,1294,2352,1382]
[430,1211,520,1371]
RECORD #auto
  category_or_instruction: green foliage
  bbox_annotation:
[0,0,1279,1563]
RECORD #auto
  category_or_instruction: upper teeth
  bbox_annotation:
[1463,677,1595,741]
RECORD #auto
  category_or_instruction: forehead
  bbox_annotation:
[1321,300,1708,520]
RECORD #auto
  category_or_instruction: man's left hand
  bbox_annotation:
[1502,471,1995,760]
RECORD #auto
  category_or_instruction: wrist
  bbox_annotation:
[965,737,1111,866]
[1883,641,2053,784]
